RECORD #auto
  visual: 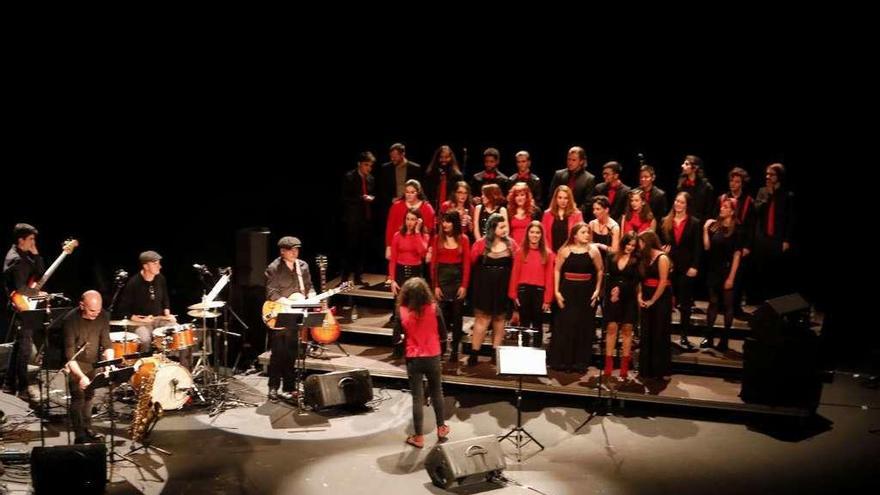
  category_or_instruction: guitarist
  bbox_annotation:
[264,236,315,402]
[2,223,46,400]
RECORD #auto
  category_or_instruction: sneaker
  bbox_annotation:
[268,389,279,402]
[27,384,41,402]
[405,435,424,448]
[278,390,295,402]
[437,424,450,441]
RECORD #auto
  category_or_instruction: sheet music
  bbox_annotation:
[204,274,230,303]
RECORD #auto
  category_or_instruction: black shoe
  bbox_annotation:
[699,337,714,349]
[449,350,459,363]
[84,429,104,442]
[353,277,366,287]
[679,337,696,351]
[268,389,279,402]
[714,340,729,352]
[467,354,478,366]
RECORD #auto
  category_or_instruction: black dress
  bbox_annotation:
[549,251,597,371]
[471,247,512,317]
[639,254,672,379]
[604,254,639,325]
[551,216,568,253]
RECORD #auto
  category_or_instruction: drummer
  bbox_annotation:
[63,290,113,444]
[115,250,193,368]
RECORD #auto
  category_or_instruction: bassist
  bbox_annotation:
[3,223,46,400]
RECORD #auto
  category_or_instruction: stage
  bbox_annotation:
[1,370,877,495]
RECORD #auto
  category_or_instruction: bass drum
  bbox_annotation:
[130,357,193,410]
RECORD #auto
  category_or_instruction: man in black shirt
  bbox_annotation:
[264,236,315,402]
[340,151,376,286]
[63,290,113,444]
[549,146,596,211]
[3,223,46,400]
[115,250,175,352]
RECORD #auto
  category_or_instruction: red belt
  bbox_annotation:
[564,273,593,281]
[643,278,670,287]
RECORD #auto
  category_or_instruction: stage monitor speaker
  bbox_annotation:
[235,227,271,287]
[424,435,507,489]
[750,293,811,344]
[741,333,823,411]
[304,368,373,409]
[31,443,107,494]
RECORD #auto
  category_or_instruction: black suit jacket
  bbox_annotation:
[377,161,423,209]
[592,182,631,220]
[342,169,375,223]
[637,186,668,220]
[549,167,596,211]
[659,216,703,273]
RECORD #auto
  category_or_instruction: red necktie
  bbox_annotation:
[568,173,576,192]
[644,189,651,203]
[767,196,775,236]
[361,173,371,220]
[608,184,619,205]
[684,178,695,187]
[438,176,448,209]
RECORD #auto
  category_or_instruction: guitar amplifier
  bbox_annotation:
[304,369,373,409]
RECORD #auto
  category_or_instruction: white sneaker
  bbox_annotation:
[27,384,41,402]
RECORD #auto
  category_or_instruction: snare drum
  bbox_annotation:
[109,331,139,360]
[152,324,197,351]
[130,356,193,410]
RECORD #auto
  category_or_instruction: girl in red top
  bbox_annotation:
[386,179,435,267]
[621,189,656,235]
[430,211,471,362]
[394,277,449,448]
[507,182,542,247]
[508,220,555,347]
[389,208,430,356]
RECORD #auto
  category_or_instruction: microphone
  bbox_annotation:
[193,264,211,274]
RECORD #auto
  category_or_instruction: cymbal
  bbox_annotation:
[109,319,138,327]
[188,309,220,318]
[187,301,226,310]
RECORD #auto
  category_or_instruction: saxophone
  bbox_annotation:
[129,370,162,443]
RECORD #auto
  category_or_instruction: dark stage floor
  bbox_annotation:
[1,369,878,494]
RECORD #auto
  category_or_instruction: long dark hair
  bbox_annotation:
[397,277,435,316]
[426,145,462,176]
[638,230,664,278]
[483,213,511,255]
[438,210,463,251]
[612,230,639,266]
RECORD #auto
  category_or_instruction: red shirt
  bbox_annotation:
[508,248,555,304]
[673,216,688,245]
[385,200,436,247]
[623,213,651,234]
[430,235,471,289]
[509,214,532,247]
[400,303,441,358]
[389,232,429,279]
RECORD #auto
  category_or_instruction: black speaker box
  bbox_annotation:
[741,333,823,411]
[235,227,270,288]
[425,435,507,489]
[304,368,373,409]
[31,443,107,494]
[750,293,811,344]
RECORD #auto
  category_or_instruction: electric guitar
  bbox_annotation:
[262,281,353,330]
[10,239,79,311]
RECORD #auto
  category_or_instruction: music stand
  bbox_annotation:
[496,342,547,462]
[277,312,324,409]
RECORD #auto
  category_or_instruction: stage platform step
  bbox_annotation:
[258,342,812,418]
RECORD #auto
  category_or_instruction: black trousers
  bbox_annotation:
[517,284,545,347]
[341,218,372,280]
[4,321,32,394]
[68,367,96,440]
[670,271,695,337]
[406,356,444,435]
[268,327,298,392]
[437,263,464,354]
